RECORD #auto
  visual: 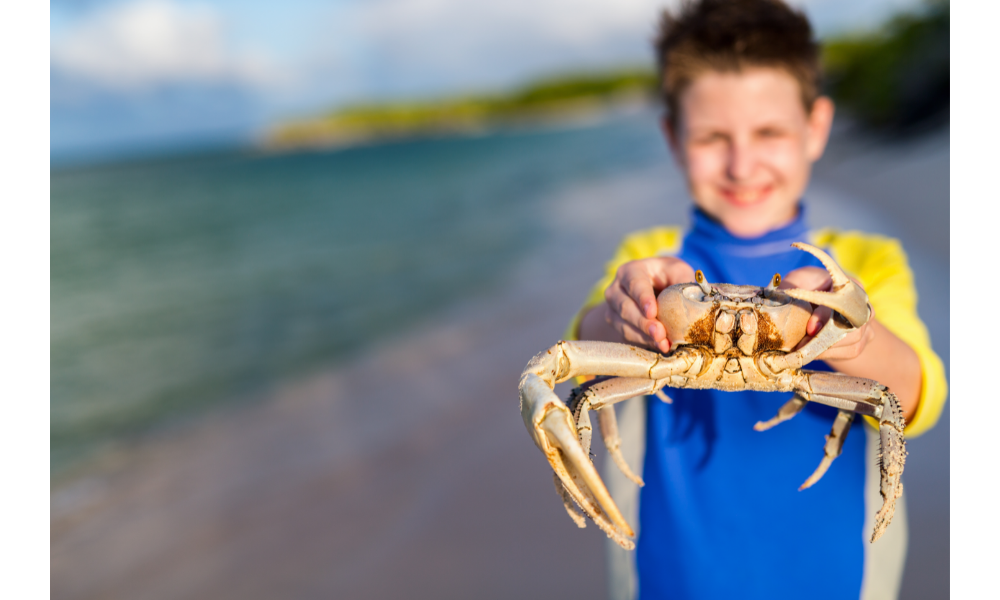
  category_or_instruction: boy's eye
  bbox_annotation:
[757,127,784,138]
[695,132,726,144]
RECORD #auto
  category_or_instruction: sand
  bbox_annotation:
[51,124,950,600]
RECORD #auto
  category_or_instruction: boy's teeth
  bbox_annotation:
[730,188,767,203]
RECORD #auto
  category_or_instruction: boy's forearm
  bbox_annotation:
[822,318,922,423]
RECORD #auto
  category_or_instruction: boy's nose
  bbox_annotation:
[726,141,756,181]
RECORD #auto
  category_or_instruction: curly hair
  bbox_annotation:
[655,0,821,127]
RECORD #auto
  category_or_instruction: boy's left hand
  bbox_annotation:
[780,266,875,362]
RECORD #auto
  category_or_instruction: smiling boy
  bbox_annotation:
[566,1,947,599]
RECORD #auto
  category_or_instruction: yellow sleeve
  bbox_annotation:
[811,229,948,438]
[564,226,683,341]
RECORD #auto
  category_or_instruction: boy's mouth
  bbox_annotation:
[720,185,773,207]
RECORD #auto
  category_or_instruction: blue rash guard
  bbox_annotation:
[634,207,866,599]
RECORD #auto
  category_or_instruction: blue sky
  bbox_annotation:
[50,0,927,159]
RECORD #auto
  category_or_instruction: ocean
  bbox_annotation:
[50,109,672,475]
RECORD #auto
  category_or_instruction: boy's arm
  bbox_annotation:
[787,232,948,435]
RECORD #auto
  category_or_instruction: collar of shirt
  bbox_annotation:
[687,204,811,259]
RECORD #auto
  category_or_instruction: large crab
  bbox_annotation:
[519,242,906,550]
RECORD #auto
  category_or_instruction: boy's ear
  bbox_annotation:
[806,96,835,162]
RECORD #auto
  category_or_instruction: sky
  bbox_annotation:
[50,0,928,159]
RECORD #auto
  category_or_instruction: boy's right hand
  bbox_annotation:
[601,257,696,353]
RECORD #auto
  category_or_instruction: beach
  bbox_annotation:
[51,121,949,600]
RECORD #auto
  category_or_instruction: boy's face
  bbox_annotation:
[664,67,834,238]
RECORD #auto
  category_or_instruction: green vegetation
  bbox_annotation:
[822,0,949,131]
[263,70,656,149]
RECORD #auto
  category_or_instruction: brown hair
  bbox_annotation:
[654,0,821,127]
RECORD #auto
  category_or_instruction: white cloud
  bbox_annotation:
[295,0,674,104]
[353,0,666,68]
[51,0,279,91]
[352,0,662,46]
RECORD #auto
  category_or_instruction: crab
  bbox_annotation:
[519,242,906,550]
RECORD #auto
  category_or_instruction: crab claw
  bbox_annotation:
[783,243,871,328]
[520,373,635,548]
[519,341,700,549]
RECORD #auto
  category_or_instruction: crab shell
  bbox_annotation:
[657,282,813,354]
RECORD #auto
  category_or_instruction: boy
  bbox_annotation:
[565,1,948,598]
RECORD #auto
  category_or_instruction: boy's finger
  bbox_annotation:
[608,312,657,349]
[604,303,662,346]
[645,319,667,343]
[806,306,832,336]
[603,293,646,333]
[622,274,658,319]
[665,261,697,287]
[819,323,876,361]
[607,286,648,328]
[779,267,831,291]
[613,301,665,344]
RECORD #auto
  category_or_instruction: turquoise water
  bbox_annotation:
[51,111,669,474]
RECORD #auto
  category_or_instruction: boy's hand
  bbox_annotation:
[780,266,875,362]
[602,257,696,353]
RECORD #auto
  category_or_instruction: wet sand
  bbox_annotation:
[51,125,949,600]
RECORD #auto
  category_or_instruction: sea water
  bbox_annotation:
[51,109,670,475]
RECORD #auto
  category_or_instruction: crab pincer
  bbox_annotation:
[519,341,702,548]
[781,242,871,329]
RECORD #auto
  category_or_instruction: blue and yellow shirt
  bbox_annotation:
[566,207,947,600]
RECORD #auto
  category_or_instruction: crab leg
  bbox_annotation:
[799,409,854,490]
[753,393,808,431]
[519,341,701,548]
[569,376,661,486]
[571,375,665,411]
[596,405,645,487]
[872,391,906,543]
[553,473,587,528]
[788,370,907,543]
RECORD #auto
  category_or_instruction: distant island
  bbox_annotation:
[260,70,658,151]
[262,1,947,151]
